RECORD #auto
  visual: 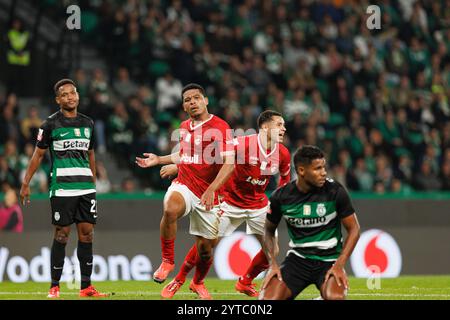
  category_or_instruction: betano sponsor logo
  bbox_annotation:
[53,139,90,151]
[63,140,89,149]
[0,247,153,283]
[285,212,336,228]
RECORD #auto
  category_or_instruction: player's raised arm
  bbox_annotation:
[135,152,180,168]
[20,146,47,205]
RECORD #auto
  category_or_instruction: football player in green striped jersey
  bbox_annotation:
[20,79,107,298]
[260,145,360,300]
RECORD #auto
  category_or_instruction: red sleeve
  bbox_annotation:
[278,145,291,187]
[219,121,235,157]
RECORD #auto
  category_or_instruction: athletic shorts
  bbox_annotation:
[164,182,220,239]
[280,252,334,299]
[218,201,269,237]
[50,192,97,226]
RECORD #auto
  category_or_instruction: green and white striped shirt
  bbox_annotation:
[36,111,95,197]
[268,179,355,262]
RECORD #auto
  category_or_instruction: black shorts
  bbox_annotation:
[280,252,334,299]
[50,193,97,226]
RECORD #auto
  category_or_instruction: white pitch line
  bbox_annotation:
[1,292,450,298]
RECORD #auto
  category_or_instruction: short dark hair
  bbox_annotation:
[257,110,282,128]
[294,145,325,167]
[54,79,76,95]
[181,83,205,98]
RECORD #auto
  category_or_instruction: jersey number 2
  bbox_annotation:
[90,199,97,213]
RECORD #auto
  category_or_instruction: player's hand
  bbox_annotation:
[135,153,159,168]
[160,164,178,179]
[324,262,349,290]
[262,263,282,290]
[19,183,31,206]
[200,188,215,211]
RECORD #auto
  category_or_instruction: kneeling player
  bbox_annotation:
[260,145,360,300]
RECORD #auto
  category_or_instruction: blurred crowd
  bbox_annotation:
[1,0,450,195]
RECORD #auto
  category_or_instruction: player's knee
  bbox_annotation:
[322,278,347,300]
[197,246,212,261]
[79,232,93,243]
[323,290,346,300]
[163,206,182,223]
[55,231,69,244]
[197,243,212,261]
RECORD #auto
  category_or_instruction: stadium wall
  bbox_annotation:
[1,194,450,282]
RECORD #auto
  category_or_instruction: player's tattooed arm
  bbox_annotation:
[325,213,360,289]
[262,219,282,289]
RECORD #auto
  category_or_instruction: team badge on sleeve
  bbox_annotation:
[37,129,43,141]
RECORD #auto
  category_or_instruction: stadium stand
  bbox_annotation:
[0,0,449,193]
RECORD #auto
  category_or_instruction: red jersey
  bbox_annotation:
[222,134,291,209]
[175,115,233,201]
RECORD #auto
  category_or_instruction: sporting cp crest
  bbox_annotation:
[316,203,327,217]
[84,128,90,138]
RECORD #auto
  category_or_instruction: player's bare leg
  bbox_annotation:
[236,234,278,297]
[259,276,292,300]
[76,222,108,297]
[189,236,218,300]
[48,226,71,298]
[320,275,347,300]
[154,191,186,283]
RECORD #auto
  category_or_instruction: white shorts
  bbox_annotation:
[218,201,270,237]
[164,182,220,239]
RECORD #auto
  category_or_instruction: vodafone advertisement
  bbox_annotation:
[214,232,264,280]
[212,229,404,280]
[350,229,402,278]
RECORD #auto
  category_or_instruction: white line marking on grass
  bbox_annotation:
[1,292,450,298]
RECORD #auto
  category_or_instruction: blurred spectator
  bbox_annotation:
[19,143,47,193]
[95,161,112,194]
[113,67,139,99]
[121,177,136,193]
[440,161,450,191]
[155,72,182,114]
[413,160,442,191]
[1,0,449,193]
[0,187,23,232]
[6,18,31,95]
[0,155,18,188]
[20,106,42,145]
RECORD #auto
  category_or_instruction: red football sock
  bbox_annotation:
[241,249,269,284]
[175,244,198,282]
[193,257,213,284]
[161,237,175,264]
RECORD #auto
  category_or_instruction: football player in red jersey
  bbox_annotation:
[160,110,291,299]
[136,83,235,299]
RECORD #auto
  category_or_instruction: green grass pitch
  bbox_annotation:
[1,276,449,300]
